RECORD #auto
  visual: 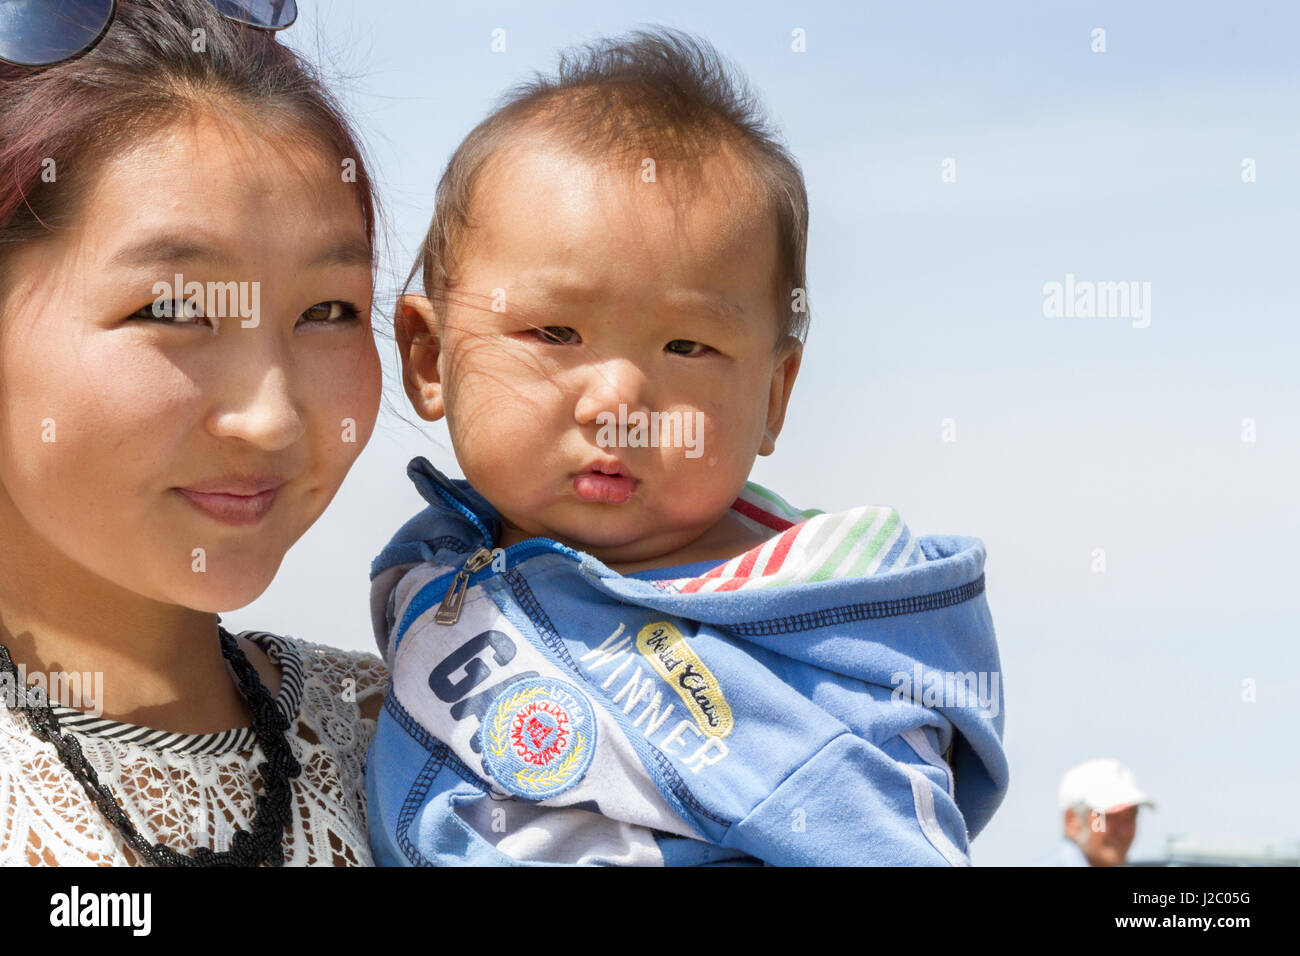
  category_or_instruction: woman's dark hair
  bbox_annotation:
[0,0,378,309]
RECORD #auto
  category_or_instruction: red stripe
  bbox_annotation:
[731,497,793,532]
[680,561,728,594]
[732,544,762,578]
[679,500,794,593]
[760,523,803,576]
[705,545,764,593]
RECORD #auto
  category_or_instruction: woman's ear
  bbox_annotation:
[395,294,445,421]
[759,336,802,457]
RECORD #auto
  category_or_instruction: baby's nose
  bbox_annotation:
[573,362,648,425]
[574,383,623,426]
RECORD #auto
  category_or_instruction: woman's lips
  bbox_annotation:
[572,472,638,504]
[175,486,280,525]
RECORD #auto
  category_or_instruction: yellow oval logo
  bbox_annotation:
[635,621,733,738]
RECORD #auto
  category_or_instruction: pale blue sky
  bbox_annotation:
[225,0,1300,865]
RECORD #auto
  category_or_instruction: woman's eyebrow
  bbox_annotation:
[306,237,374,269]
[108,234,372,270]
[110,235,240,270]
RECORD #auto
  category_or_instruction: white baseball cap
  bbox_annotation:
[1058,758,1155,813]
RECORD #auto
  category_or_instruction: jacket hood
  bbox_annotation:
[371,456,1008,838]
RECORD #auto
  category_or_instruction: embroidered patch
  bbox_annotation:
[480,677,596,800]
[636,621,734,738]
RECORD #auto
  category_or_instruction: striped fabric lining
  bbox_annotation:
[660,482,926,594]
[45,631,304,756]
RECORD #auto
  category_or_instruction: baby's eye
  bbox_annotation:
[665,339,709,356]
[131,298,211,326]
[301,301,360,324]
[535,326,580,345]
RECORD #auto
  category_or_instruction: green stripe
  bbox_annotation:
[733,491,924,591]
[743,482,823,522]
[846,510,902,578]
[755,513,838,588]
[807,513,877,583]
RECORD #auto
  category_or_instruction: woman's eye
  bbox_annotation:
[535,326,580,345]
[301,301,360,324]
[665,339,708,356]
[131,298,211,326]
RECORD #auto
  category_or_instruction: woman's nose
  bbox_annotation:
[206,359,307,451]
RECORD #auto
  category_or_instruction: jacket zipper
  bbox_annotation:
[401,460,590,630]
[433,547,495,624]
[432,539,579,626]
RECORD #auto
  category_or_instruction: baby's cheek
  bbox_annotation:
[676,408,752,469]
[659,445,748,512]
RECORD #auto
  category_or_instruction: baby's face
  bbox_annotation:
[400,137,800,569]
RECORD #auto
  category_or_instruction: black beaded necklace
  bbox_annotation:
[0,625,301,866]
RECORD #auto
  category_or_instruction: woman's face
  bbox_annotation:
[0,115,381,612]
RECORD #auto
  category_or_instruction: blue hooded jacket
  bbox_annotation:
[366,457,1008,866]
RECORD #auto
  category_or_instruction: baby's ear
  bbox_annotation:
[759,337,802,457]
[396,294,445,422]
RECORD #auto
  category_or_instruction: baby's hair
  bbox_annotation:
[0,0,379,314]
[406,26,810,345]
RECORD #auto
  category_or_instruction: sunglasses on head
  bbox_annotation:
[0,0,297,67]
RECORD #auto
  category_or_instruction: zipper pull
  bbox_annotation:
[434,547,495,625]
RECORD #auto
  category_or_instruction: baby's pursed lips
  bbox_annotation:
[572,471,637,504]
[572,456,639,504]
[578,457,636,481]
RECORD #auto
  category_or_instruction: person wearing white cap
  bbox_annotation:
[1038,758,1155,866]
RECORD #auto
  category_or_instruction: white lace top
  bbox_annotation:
[0,632,388,867]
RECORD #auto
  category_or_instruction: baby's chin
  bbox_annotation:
[496,492,739,564]
[543,525,665,564]
[539,512,727,570]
